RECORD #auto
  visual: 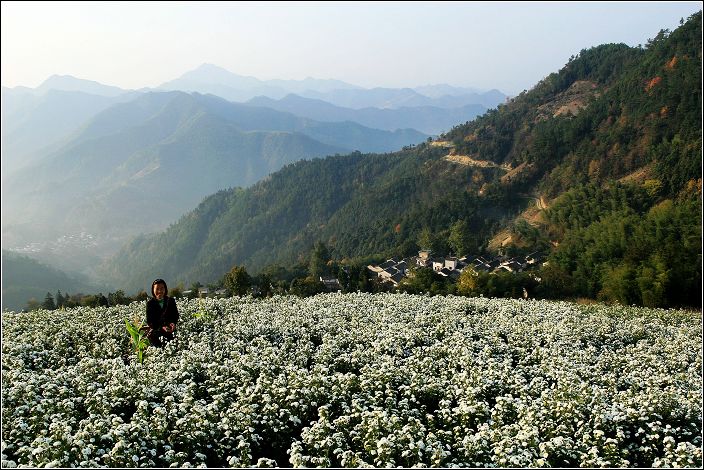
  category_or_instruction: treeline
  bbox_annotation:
[26,289,142,311]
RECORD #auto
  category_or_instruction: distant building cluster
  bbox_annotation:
[182,287,228,297]
[13,231,99,254]
[367,250,546,287]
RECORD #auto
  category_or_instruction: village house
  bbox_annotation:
[195,287,228,297]
[368,257,409,287]
[524,251,545,266]
[320,276,342,291]
[497,260,525,273]
[416,250,433,268]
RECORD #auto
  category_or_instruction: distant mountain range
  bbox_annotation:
[2,62,508,308]
[156,63,363,102]
[1,87,139,173]
[1,65,503,174]
[297,86,506,110]
[245,94,487,135]
[156,63,506,109]
[3,91,429,245]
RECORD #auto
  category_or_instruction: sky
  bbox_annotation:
[1,1,701,95]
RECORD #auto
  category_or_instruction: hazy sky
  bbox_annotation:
[1,1,700,95]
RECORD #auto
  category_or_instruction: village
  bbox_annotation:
[361,249,547,289]
[181,249,549,299]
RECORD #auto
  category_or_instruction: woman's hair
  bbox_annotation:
[151,278,168,297]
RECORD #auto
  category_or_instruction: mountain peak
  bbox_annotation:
[36,75,127,97]
[194,63,236,74]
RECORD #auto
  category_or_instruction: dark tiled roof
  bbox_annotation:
[473,264,492,272]
[385,267,399,276]
[380,260,396,270]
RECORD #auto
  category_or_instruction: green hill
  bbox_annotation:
[102,12,702,307]
[1,250,105,312]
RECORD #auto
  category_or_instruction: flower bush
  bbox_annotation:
[2,294,701,467]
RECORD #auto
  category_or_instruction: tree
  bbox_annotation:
[355,266,372,293]
[457,270,480,296]
[289,277,325,297]
[42,292,56,310]
[188,282,203,299]
[134,290,148,301]
[448,220,474,257]
[636,254,670,308]
[26,298,41,311]
[223,265,252,297]
[169,283,184,298]
[255,273,273,298]
[537,263,574,299]
[417,227,435,252]
[96,293,109,307]
[108,290,129,306]
[55,290,64,309]
[599,264,638,305]
[398,267,448,295]
[308,241,331,279]
[80,295,99,307]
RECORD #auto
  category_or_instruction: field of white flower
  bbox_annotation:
[2,293,701,468]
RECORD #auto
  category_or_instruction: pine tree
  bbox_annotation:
[42,292,56,310]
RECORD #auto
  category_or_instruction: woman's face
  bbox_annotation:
[153,283,166,300]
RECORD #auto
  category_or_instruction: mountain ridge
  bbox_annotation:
[245,94,487,135]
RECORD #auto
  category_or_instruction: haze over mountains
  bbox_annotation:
[245,95,488,135]
[2,90,427,243]
[1,64,505,310]
[1,88,139,173]
[157,63,505,109]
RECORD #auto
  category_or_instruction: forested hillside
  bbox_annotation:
[1,250,106,312]
[101,145,515,293]
[102,12,701,307]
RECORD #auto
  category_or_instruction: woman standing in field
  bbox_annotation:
[144,278,180,347]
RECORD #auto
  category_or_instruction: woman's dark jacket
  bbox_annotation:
[146,295,180,331]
